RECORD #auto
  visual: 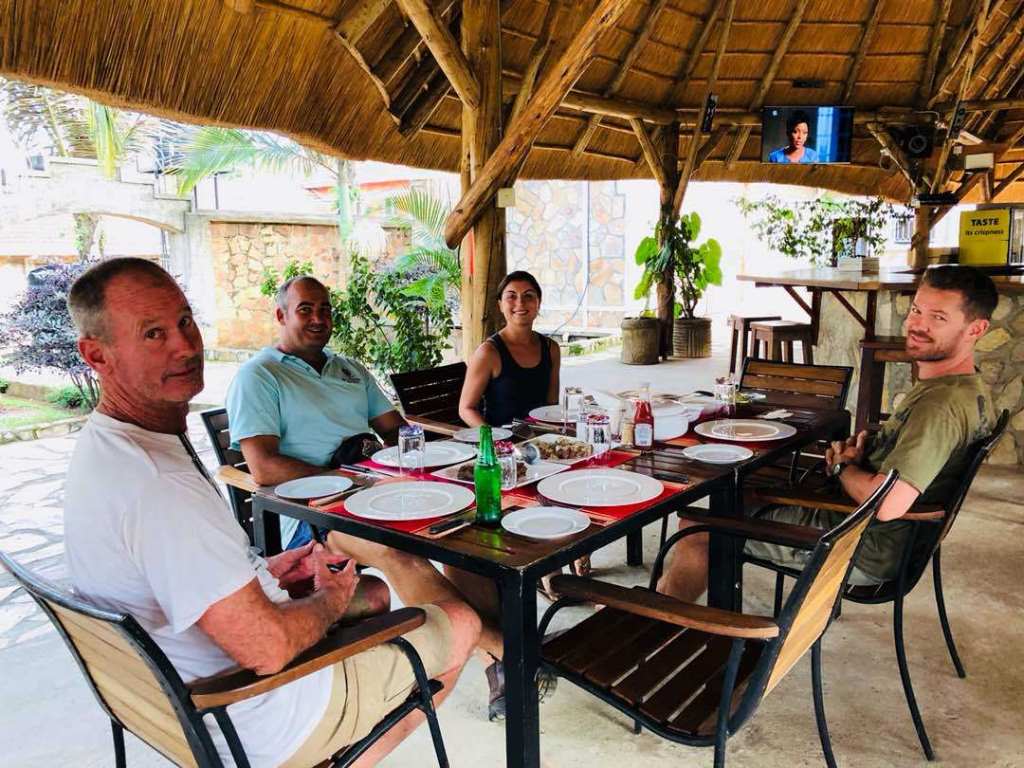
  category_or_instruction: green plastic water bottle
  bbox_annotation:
[474,425,502,527]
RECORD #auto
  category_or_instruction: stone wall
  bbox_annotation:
[814,288,1024,466]
[506,180,628,331]
[209,221,345,349]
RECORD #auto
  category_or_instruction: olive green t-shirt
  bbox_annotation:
[854,372,995,580]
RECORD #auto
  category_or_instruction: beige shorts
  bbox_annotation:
[281,603,453,768]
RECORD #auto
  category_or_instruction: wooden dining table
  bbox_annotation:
[250,401,848,768]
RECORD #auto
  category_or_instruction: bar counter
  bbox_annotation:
[737,266,1024,466]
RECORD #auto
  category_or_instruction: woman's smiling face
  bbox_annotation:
[498,280,541,327]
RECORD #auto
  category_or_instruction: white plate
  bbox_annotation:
[528,404,575,423]
[344,481,475,521]
[521,434,594,465]
[430,458,569,488]
[274,475,353,500]
[682,444,754,464]
[370,441,477,468]
[537,468,663,507]
[452,426,513,443]
[694,419,797,442]
[501,506,590,539]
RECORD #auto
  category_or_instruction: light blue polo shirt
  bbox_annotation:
[226,347,395,544]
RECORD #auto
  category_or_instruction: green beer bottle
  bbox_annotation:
[474,425,502,527]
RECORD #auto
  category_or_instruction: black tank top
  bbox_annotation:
[483,332,553,427]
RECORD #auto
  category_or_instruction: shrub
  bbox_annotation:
[47,384,89,410]
[0,262,100,409]
[0,377,8,394]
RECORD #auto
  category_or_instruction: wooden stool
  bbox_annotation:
[750,320,815,364]
[727,314,781,374]
[855,335,917,434]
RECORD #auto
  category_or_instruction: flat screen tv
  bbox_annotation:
[761,106,854,164]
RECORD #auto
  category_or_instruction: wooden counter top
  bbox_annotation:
[737,266,1024,294]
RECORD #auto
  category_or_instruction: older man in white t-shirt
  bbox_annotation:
[62,258,480,767]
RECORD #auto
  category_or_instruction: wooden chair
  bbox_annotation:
[749,320,816,364]
[854,335,917,434]
[726,314,780,375]
[0,550,449,768]
[539,472,899,768]
[200,408,255,545]
[748,410,1009,761]
[390,362,467,436]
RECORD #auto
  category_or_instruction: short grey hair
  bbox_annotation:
[68,257,178,339]
[276,275,329,311]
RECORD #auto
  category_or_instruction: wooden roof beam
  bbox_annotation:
[668,2,723,106]
[334,0,392,44]
[725,0,809,169]
[574,0,671,157]
[630,118,668,188]
[842,0,885,104]
[928,0,1007,109]
[992,160,1024,199]
[443,0,632,247]
[509,0,561,123]
[865,122,925,191]
[918,0,953,103]
[693,124,733,171]
[395,0,480,109]
[674,0,736,215]
[931,0,992,193]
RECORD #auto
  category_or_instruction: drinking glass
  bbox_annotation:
[713,375,738,416]
[586,408,611,457]
[495,440,518,490]
[398,424,425,475]
[561,386,583,433]
[610,400,629,444]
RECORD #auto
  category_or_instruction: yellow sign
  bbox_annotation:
[959,208,1010,265]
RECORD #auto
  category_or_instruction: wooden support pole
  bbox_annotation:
[223,0,254,12]
[693,124,732,170]
[396,0,481,109]
[630,118,668,188]
[459,0,504,358]
[656,121,681,358]
[674,0,735,216]
[574,0,670,156]
[992,160,1024,199]
[444,0,631,248]
[910,206,932,268]
[865,121,920,190]
[842,0,884,104]
[561,91,678,125]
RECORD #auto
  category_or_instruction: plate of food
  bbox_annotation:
[430,458,569,489]
[519,434,594,465]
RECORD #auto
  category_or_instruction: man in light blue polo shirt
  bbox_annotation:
[226,276,404,549]
[226,276,506,669]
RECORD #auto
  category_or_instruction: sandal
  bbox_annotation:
[569,555,592,578]
[485,660,559,723]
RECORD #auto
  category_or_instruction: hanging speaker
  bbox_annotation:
[894,126,934,159]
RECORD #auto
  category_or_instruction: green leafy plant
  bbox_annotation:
[388,188,461,315]
[47,384,89,411]
[735,194,906,266]
[260,255,453,388]
[0,378,8,394]
[634,212,723,319]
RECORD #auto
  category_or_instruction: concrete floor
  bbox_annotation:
[2,345,1023,767]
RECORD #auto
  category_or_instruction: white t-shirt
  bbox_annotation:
[63,412,331,767]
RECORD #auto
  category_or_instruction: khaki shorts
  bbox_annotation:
[281,603,453,768]
[742,506,887,587]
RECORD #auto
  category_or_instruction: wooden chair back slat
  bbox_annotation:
[47,601,199,766]
[200,408,254,543]
[763,471,898,694]
[740,359,853,410]
[390,363,467,420]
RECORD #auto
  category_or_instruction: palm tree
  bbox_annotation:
[167,126,357,244]
[0,77,156,260]
[389,188,461,315]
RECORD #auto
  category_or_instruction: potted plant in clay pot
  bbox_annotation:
[633,211,722,358]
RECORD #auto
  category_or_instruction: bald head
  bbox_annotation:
[276,275,329,312]
[68,258,181,341]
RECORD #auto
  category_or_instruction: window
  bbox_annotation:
[892,215,913,244]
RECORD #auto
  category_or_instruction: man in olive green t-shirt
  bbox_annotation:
[659,265,999,599]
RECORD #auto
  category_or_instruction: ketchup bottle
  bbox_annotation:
[633,382,654,448]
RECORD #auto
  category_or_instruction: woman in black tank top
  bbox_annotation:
[458,271,561,427]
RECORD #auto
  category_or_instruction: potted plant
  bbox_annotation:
[633,212,722,358]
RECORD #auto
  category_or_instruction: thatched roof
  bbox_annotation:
[2,0,1023,202]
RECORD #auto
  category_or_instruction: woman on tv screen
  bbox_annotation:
[767,110,819,164]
